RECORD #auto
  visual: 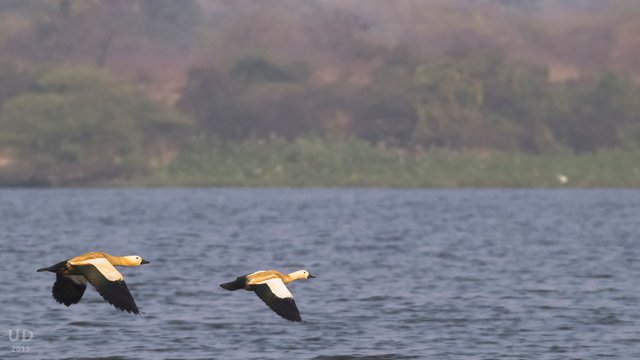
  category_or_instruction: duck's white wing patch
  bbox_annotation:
[257,278,294,299]
[69,258,123,281]
[69,258,139,314]
[252,278,301,321]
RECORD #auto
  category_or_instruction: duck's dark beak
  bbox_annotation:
[308,274,316,278]
[141,259,150,264]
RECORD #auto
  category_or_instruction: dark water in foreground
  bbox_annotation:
[1,189,639,359]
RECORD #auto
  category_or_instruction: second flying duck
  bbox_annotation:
[220,269,315,322]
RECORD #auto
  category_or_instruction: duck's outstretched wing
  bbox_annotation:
[70,258,140,314]
[52,273,86,306]
[251,278,302,322]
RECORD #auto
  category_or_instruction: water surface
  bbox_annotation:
[1,189,639,359]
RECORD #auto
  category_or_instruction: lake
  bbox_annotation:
[1,189,639,359]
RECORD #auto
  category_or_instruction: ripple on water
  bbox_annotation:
[66,321,97,327]
[4,189,640,359]
[312,354,420,360]
[61,357,133,360]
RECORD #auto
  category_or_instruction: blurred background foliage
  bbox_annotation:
[0,65,189,185]
[1,0,640,186]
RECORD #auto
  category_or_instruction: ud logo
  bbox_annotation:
[7,329,33,353]
[8,329,33,342]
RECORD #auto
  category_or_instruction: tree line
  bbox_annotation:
[1,0,640,185]
[178,49,640,153]
[1,49,640,185]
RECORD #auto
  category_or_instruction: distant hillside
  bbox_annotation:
[2,1,640,187]
[2,0,640,90]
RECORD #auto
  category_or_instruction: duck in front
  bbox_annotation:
[37,251,149,314]
[220,269,315,322]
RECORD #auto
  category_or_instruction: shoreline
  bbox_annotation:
[3,140,640,188]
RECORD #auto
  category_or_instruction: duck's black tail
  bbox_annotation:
[37,261,66,273]
[220,276,247,291]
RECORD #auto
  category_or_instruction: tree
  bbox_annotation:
[411,50,555,151]
[550,72,640,152]
[0,66,190,185]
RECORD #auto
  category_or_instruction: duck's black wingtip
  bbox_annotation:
[119,306,140,315]
[220,277,247,291]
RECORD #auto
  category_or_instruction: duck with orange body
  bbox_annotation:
[220,269,315,322]
[37,251,149,314]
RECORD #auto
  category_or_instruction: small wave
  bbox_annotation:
[593,314,626,325]
[312,354,418,360]
[204,322,233,329]
[67,321,96,327]
[452,276,483,282]
[61,357,132,360]
[521,288,556,294]
[358,295,391,302]
[583,287,620,294]
[583,273,613,279]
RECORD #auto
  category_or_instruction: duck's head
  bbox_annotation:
[121,255,150,266]
[290,269,316,280]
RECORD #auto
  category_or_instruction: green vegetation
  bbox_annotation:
[0,66,189,186]
[121,137,640,188]
[2,55,640,187]
[1,1,640,187]
[178,51,640,154]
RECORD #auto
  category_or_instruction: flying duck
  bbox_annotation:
[37,252,149,314]
[220,269,315,322]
